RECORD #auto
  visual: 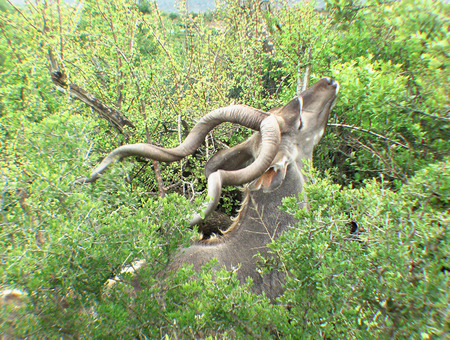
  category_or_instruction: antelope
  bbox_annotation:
[85,78,339,299]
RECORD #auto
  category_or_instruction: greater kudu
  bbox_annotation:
[87,78,339,299]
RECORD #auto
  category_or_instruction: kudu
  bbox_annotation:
[86,78,339,299]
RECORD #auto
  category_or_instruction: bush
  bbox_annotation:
[1,0,448,338]
[279,160,449,338]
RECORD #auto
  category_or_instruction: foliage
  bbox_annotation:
[279,160,449,338]
[320,0,449,185]
[0,0,12,13]
[1,0,448,338]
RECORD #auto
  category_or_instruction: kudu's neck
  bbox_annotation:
[225,153,311,245]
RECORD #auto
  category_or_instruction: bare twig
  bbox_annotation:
[328,123,409,149]
[56,0,64,58]
[145,126,167,198]
[106,34,167,198]
[151,160,166,198]
[6,0,40,32]
[388,102,450,122]
[140,16,180,76]
[82,32,166,197]
[351,138,407,182]
[96,2,125,109]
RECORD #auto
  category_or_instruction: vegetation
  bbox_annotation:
[1,0,448,338]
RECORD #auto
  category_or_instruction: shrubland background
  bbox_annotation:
[1,0,448,338]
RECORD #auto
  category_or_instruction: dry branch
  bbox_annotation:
[50,71,135,132]
[47,50,169,197]
[48,50,135,132]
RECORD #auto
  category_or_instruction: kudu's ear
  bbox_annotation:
[275,96,303,132]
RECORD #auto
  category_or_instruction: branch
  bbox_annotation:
[48,50,135,133]
[349,137,407,182]
[328,123,409,149]
[388,102,450,122]
[351,1,399,11]
[5,0,40,32]
[145,126,166,198]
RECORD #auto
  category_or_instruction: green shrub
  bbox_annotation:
[279,160,449,338]
[1,0,448,338]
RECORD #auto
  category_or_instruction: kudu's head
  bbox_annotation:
[83,78,339,225]
[216,77,340,195]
